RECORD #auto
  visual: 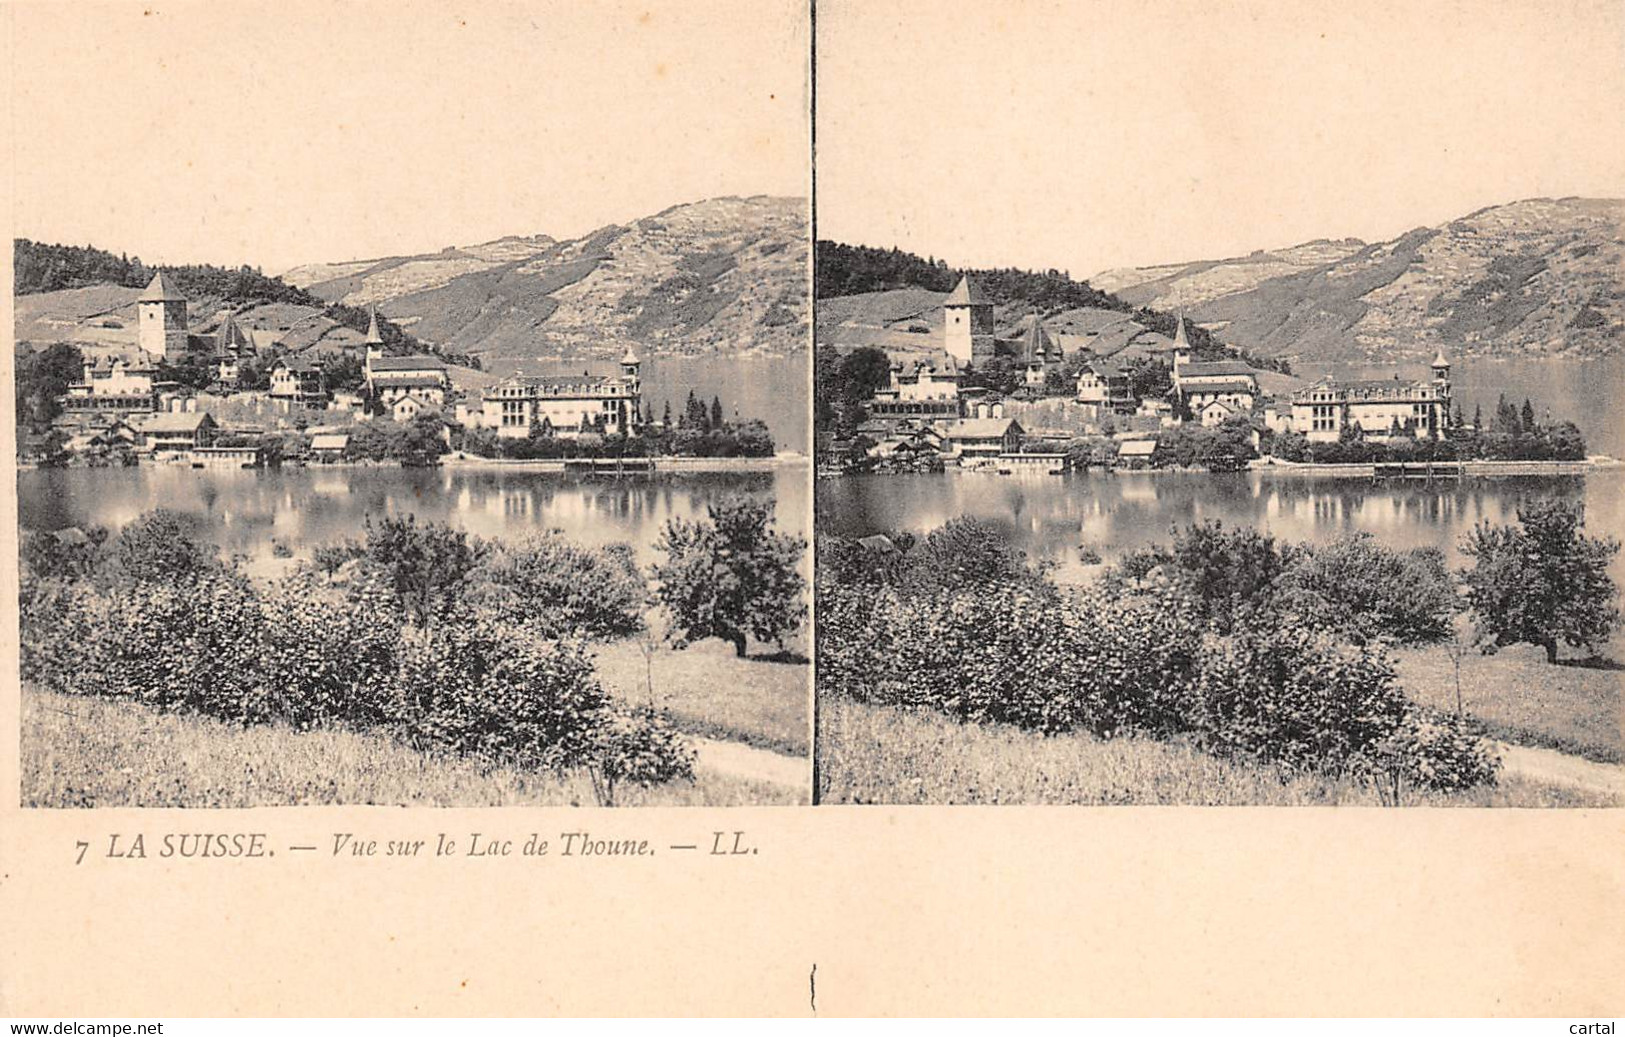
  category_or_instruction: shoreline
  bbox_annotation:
[818,457,1614,479]
[20,453,810,475]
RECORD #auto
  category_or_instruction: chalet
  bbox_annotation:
[309,433,350,461]
[938,416,1023,457]
[136,412,218,453]
[270,356,326,404]
[59,353,175,417]
[1199,399,1240,427]
[1117,437,1159,468]
[1076,358,1136,415]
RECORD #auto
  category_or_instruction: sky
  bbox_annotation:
[6,0,809,273]
[816,0,1625,277]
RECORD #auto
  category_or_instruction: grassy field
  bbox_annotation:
[594,637,809,757]
[22,686,801,808]
[816,696,1618,808]
[1394,640,1622,764]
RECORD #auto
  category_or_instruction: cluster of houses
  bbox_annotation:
[836,274,1457,470]
[40,272,650,464]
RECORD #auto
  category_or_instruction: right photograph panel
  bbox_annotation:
[813,0,1625,806]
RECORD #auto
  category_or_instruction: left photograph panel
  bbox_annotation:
[11,0,812,807]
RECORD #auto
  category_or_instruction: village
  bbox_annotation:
[26,271,657,468]
[819,273,1487,476]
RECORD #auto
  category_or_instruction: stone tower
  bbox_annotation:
[942,275,994,366]
[137,272,189,361]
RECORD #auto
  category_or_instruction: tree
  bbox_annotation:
[661,400,672,429]
[710,395,724,430]
[13,342,83,432]
[1460,499,1620,663]
[1520,398,1537,434]
[651,495,806,657]
[360,515,489,625]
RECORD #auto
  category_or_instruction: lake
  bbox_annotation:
[483,351,810,455]
[1299,356,1625,458]
[819,467,1625,585]
[18,464,812,578]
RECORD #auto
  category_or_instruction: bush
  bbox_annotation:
[1274,533,1458,645]
[394,620,617,772]
[819,518,1502,797]
[471,535,646,638]
[102,510,223,585]
[359,515,489,625]
[585,705,697,805]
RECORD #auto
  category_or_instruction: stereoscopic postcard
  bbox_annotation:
[1,0,1619,1019]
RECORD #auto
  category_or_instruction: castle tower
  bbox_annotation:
[942,275,994,366]
[137,272,189,361]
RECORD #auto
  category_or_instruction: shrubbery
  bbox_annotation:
[817,520,1502,798]
[19,510,692,800]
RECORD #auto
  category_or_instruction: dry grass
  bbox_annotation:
[22,687,801,808]
[816,696,1617,808]
[594,637,810,756]
[1394,640,1623,764]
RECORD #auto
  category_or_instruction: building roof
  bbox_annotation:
[1083,358,1131,378]
[943,275,990,307]
[1172,314,1190,351]
[368,354,448,372]
[275,356,322,374]
[1185,379,1257,395]
[941,417,1021,438]
[1178,360,1255,379]
[137,411,214,433]
[86,352,157,373]
[1020,318,1057,363]
[138,271,186,302]
[1201,399,1238,416]
[365,308,385,345]
[214,316,253,355]
[310,434,349,451]
[378,375,447,389]
[1431,349,1450,368]
[1119,439,1159,456]
[621,346,640,365]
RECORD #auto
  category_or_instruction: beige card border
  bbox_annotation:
[2,0,1622,1019]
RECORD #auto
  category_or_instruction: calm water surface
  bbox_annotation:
[19,464,811,576]
[819,468,1625,584]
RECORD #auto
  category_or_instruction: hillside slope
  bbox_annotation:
[1093,198,1624,362]
[282,196,808,361]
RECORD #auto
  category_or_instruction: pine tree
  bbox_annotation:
[662,400,673,428]
[1473,403,1483,430]
[1520,398,1537,434]
[710,395,724,431]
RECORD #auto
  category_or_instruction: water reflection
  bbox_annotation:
[818,469,1623,583]
[19,465,811,571]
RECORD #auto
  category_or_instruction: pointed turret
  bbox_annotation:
[1020,317,1052,365]
[365,307,385,345]
[1431,348,1451,375]
[139,271,185,302]
[943,275,990,307]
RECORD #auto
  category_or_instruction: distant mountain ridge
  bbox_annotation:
[282,196,807,363]
[1093,198,1624,362]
